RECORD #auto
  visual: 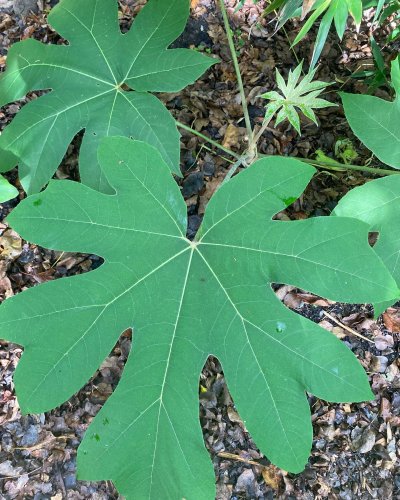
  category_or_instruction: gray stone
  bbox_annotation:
[13,0,41,17]
[63,473,77,489]
[19,424,39,447]
[0,0,13,9]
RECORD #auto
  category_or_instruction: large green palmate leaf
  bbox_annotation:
[0,0,215,194]
[340,57,400,168]
[334,175,400,314]
[1,138,398,498]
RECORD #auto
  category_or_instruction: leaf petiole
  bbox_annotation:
[176,120,241,159]
[218,0,253,142]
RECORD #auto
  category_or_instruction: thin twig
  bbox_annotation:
[323,311,374,343]
[217,451,264,467]
[218,0,253,141]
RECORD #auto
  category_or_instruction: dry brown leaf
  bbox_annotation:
[301,0,318,19]
[261,465,281,490]
[198,176,221,214]
[0,229,22,261]
[383,308,400,333]
[222,123,240,149]
[227,406,246,428]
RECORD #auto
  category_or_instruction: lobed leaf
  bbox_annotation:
[259,62,335,133]
[340,56,400,168]
[0,0,215,194]
[333,175,400,314]
[1,138,398,497]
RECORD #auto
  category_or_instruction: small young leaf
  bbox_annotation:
[259,62,335,133]
[0,137,397,497]
[0,0,215,194]
[340,56,400,168]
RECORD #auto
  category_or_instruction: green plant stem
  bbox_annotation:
[175,120,241,159]
[200,143,236,164]
[218,0,253,141]
[251,116,273,146]
[294,158,400,176]
[222,156,247,185]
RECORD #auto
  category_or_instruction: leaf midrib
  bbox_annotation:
[199,241,393,294]
[25,245,191,407]
[195,247,367,393]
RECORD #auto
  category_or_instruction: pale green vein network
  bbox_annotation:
[1,140,397,498]
[0,0,215,192]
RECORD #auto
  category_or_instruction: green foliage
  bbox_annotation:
[334,138,359,164]
[259,62,335,133]
[262,0,364,68]
[341,56,400,168]
[1,138,398,498]
[334,175,400,314]
[256,0,397,69]
[292,0,363,68]
[0,175,18,202]
[351,36,391,93]
[0,0,215,195]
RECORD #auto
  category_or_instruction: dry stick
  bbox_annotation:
[217,451,264,467]
[218,0,253,142]
[323,310,374,344]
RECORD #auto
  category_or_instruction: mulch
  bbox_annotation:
[1,0,399,498]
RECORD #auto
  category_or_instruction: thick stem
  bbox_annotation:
[176,120,241,160]
[218,0,253,142]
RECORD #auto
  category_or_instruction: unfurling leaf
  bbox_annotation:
[1,138,397,498]
[259,62,335,133]
[0,0,215,194]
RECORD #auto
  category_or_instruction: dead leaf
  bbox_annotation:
[301,0,318,20]
[261,465,281,490]
[222,123,240,149]
[374,335,394,351]
[0,229,22,261]
[351,427,376,453]
[227,406,246,428]
[383,308,400,333]
[198,176,221,214]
